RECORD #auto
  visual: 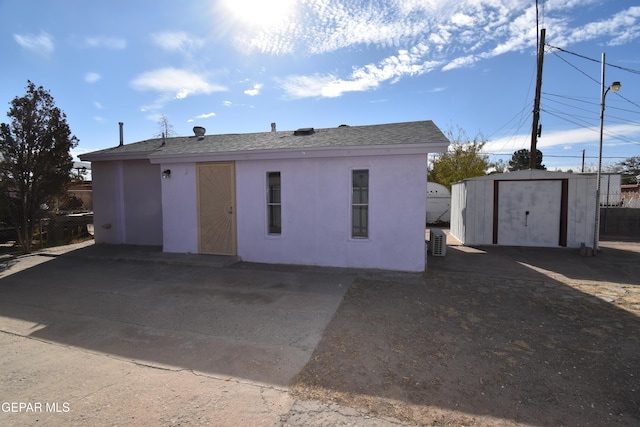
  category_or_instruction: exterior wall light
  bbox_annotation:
[162,169,171,179]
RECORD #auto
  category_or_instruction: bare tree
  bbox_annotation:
[154,114,176,138]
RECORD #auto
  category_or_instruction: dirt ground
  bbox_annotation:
[290,235,640,426]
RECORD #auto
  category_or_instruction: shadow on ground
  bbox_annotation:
[0,244,353,387]
[291,239,640,426]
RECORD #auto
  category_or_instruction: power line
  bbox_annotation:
[483,152,630,160]
[542,96,597,116]
[546,44,640,75]
[542,92,640,119]
[486,57,538,156]
[541,108,640,146]
[484,43,639,166]
[548,48,599,85]
[612,91,640,110]
[542,91,598,106]
[545,44,640,111]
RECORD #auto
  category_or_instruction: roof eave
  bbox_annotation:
[147,142,450,164]
[79,150,159,162]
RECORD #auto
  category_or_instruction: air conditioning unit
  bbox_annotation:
[430,228,446,256]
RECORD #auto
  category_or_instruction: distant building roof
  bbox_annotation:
[80,120,450,163]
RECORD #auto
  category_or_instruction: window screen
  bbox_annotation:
[352,170,369,238]
[267,172,281,234]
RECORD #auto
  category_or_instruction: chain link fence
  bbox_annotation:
[601,189,640,209]
[0,189,94,252]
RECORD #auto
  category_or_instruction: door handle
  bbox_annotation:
[228,206,233,215]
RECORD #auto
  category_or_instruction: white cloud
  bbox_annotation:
[93,101,103,109]
[281,44,440,98]
[151,31,205,53]
[222,100,233,107]
[14,32,54,55]
[244,83,263,96]
[484,124,640,154]
[556,6,640,47]
[131,68,227,100]
[219,0,640,85]
[279,74,337,99]
[229,0,542,57]
[451,12,474,27]
[236,1,640,101]
[442,54,480,71]
[188,112,216,124]
[84,36,127,49]
[85,72,102,83]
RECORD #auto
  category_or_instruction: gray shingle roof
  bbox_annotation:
[80,120,449,161]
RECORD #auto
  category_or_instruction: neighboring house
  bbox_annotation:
[65,181,93,211]
[450,170,597,248]
[622,184,639,200]
[80,121,450,272]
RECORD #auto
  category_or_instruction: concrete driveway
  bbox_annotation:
[0,242,376,426]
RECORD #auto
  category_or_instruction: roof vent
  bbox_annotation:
[294,127,315,136]
[338,124,350,127]
[193,126,206,137]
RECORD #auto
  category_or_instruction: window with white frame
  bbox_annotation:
[267,172,281,234]
[351,169,369,238]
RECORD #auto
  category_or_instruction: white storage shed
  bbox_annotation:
[450,170,597,248]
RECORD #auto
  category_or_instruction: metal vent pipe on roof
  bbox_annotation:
[271,122,276,132]
[193,126,206,137]
[119,122,124,146]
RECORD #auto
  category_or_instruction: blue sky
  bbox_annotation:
[1,0,639,171]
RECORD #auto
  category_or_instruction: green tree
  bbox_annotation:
[608,156,640,184]
[0,81,78,252]
[428,126,489,190]
[508,148,546,171]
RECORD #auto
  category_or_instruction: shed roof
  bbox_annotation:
[452,170,596,185]
[80,120,450,163]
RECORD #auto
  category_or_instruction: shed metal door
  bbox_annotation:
[197,162,237,255]
[497,180,562,247]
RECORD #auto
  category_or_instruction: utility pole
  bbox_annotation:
[581,149,585,173]
[530,28,546,169]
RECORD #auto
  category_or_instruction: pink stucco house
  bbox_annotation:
[80,120,449,272]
